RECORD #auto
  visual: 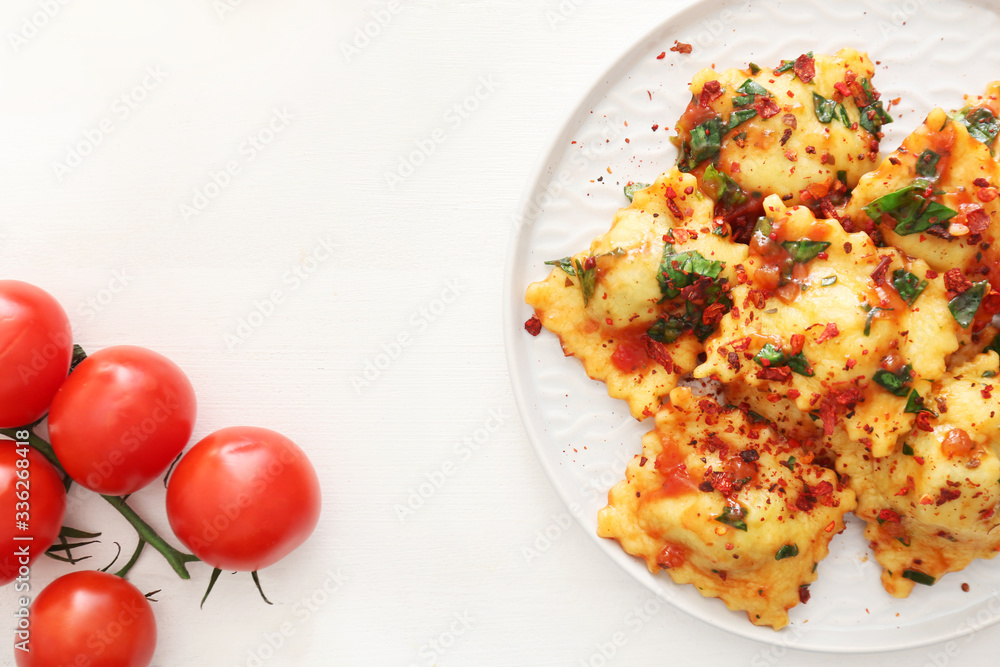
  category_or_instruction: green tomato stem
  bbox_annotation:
[0,427,199,580]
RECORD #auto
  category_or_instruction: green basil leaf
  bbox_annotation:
[956,107,1000,146]
[863,182,957,236]
[575,258,596,306]
[657,245,725,299]
[727,108,758,132]
[544,256,577,276]
[781,240,830,263]
[864,306,883,336]
[859,100,892,134]
[753,343,785,367]
[785,352,814,377]
[684,117,724,169]
[835,104,851,127]
[891,269,929,306]
[732,94,753,107]
[714,505,748,532]
[646,315,686,345]
[774,60,794,74]
[902,443,914,456]
[624,182,650,203]
[872,365,912,397]
[703,164,747,208]
[821,275,838,286]
[903,388,935,415]
[775,544,799,561]
[749,63,761,75]
[948,281,989,328]
[902,569,936,586]
[736,79,769,98]
[812,92,838,123]
[915,149,940,178]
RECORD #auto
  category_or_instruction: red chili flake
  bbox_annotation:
[583,256,597,271]
[731,336,751,351]
[782,113,797,128]
[651,123,659,131]
[524,315,542,336]
[642,335,675,373]
[870,255,892,284]
[843,242,853,254]
[799,586,811,604]
[670,40,693,54]
[700,80,724,106]
[796,496,815,512]
[926,269,938,279]
[793,54,816,83]
[834,81,852,97]
[755,96,780,119]
[845,358,856,369]
[878,508,901,523]
[665,197,683,219]
[977,187,998,202]
[974,178,991,188]
[944,268,973,294]
[734,264,748,285]
[780,128,793,146]
[639,456,648,466]
[888,156,901,166]
[915,411,934,432]
[937,488,962,506]
[783,150,797,162]
[805,145,816,154]
[684,186,694,195]
[966,206,990,234]
[656,52,666,60]
[789,333,805,355]
[757,366,793,382]
[816,322,840,343]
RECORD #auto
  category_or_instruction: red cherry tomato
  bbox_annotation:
[15,570,156,667]
[0,439,66,586]
[166,427,321,571]
[0,281,73,428]
[48,345,197,495]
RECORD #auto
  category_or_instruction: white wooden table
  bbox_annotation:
[0,0,995,664]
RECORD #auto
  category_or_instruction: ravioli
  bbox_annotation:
[840,104,1000,347]
[598,387,855,629]
[694,196,962,457]
[841,353,1000,597]
[674,48,885,240]
[525,168,747,419]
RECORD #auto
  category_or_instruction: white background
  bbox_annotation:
[0,0,995,665]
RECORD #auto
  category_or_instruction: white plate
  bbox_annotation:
[503,0,1000,653]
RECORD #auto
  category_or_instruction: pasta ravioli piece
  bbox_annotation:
[695,196,963,457]
[675,48,884,240]
[598,387,855,629]
[841,104,1000,338]
[841,352,1000,598]
[525,169,747,419]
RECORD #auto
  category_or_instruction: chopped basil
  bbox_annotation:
[658,245,725,299]
[714,505,748,532]
[732,94,753,107]
[679,117,724,171]
[915,149,940,178]
[897,537,911,547]
[904,388,935,415]
[775,544,799,560]
[575,258,597,306]
[646,314,687,344]
[781,456,796,471]
[863,180,957,236]
[821,275,838,286]
[752,343,814,377]
[733,131,747,144]
[984,370,997,378]
[781,240,830,264]
[702,164,747,208]
[624,182,650,202]
[858,100,892,134]
[726,108,758,132]
[902,443,914,456]
[836,170,848,185]
[749,62,761,75]
[948,281,989,328]
[736,79,769,99]
[812,93,848,127]
[774,60,794,74]
[544,256,577,276]
[863,306,884,336]
[891,269,928,306]
[872,365,912,397]
[902,569,936,586]
[754,216,773,237]
[955,106,1000,147]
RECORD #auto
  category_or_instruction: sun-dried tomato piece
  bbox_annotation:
[943,268,973,294]
[524,315,542,336]
[793,54,816,83]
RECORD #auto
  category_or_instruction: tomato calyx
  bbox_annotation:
[201,568,275,609]
[44,526,102,565]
